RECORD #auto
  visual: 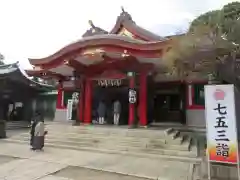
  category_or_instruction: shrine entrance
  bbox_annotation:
[92,78,129,125]
[153,83,186,124]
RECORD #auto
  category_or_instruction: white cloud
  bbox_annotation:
[0,0,237,68]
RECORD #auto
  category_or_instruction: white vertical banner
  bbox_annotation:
[66,99,73,121]
[204,84,238,165]
[129,89,137,104]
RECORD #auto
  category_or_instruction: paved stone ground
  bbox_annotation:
[6,129,29,138]
[0,158,67,180]
[0,155,17,165]
[0,142,198,180]
[54,166,150,180]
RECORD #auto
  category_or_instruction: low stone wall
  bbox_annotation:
[186,109,206,128]
[53,109,67,122]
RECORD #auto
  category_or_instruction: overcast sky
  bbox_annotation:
[0,0,237,68]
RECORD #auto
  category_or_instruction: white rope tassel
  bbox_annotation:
[97,79,122,87]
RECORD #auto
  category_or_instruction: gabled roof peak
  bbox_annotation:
[82,20,108,38]
[119,6,134,23]
[81,7,164,41]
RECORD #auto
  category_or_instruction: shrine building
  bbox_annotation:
[0,62,55,122]
[26,8,207,128]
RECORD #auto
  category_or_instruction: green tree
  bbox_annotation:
[222,1,240,20]
[189,10,222,32]
[190,2,240,33]
[163,2,240,80]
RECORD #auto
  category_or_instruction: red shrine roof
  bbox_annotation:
[29,35,169,66]
[82,7,165,41]
[27,7,171,81]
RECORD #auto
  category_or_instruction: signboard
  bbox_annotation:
[66,99,73,121]
[204,84,238,164]
[129,89,137,104]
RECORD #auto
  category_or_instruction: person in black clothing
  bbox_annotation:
[30,111,41,149]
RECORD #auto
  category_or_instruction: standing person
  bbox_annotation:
[31,111,47,151]
[97,101,106,125]
[113,100,121,125]
[32,118,47,151]
[30,111,41,149]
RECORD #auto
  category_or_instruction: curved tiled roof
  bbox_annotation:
[28,8,171,67]
[0,62,54,90]
[29,34,170,65]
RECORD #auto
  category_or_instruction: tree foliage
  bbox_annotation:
[189,10,222,32]
[163,1,240,79]
[190,1,240,33]
[222,1,240,20]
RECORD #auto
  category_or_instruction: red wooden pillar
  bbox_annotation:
[83,78,92,124]
[56,81,64,109]
[139,72,147,126]
[78,79,85,122]
[128,75,135,126]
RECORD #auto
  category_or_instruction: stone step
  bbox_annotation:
[140,147,197,158]
[11,135,149,149]
[13,132,158,145]
[8,133,195,154]
[6,121,30,130]
[45,125,168,138]
[148,137,191,151]
[45,130,166,139]
[13,131,191,151]
[3,138,198,159]
[8,124,198,160]
[13,128,193,152]
[12,135,162,149]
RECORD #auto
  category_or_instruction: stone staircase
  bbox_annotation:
[3,123,199,161]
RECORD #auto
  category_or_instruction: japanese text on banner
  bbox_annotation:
[204,85,238,164]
